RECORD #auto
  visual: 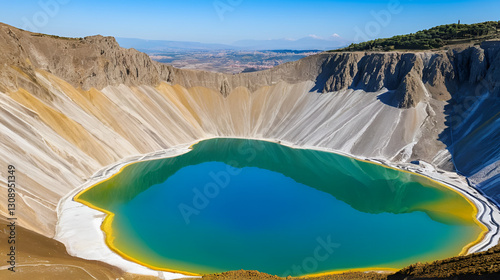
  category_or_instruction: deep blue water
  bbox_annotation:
[76,138,482,277]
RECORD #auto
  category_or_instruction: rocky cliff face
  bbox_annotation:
[2,22,499,108]
[0,22,499,238]
[0,24,173,92]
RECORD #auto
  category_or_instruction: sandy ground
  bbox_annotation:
[55,137,500,279]
[0,216,157,280]
[56,145,199,279]
[0,24,499,279]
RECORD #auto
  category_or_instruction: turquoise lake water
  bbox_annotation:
[76,138,483,277]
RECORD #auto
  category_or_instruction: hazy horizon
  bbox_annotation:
[1,0,499,46]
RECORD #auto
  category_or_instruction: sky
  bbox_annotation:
[0,0,499,44]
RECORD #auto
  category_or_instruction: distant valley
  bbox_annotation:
[116,35,347,73]
[147,49,322,73]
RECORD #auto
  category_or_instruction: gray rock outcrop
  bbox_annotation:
[0,22,499,239]
[2,22,500,109]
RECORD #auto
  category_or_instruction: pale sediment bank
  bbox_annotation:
[55,137,500,279]
[56,145,199,279]
[0,23,498,278]
[2,22,499,242]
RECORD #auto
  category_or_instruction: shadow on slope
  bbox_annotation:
[437,83,500,204]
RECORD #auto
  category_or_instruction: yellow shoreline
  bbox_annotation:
[74,157,201,276]
[303,267,400,278]
[73,137,490,278]
[74,188,201,276]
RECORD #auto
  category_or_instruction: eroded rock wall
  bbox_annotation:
[0,22,498,238]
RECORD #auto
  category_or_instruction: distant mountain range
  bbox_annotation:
[233,34,348,50]
[116,38,233,51]
[117,34,349,51]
